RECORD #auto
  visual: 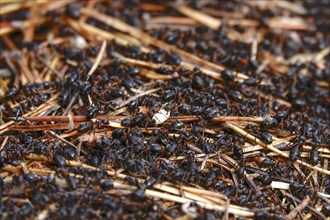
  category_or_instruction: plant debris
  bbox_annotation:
[0,1,329,219]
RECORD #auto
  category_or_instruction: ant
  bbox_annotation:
[245,124,273,145]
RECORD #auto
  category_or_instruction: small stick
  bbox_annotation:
[271,181,290,190]
[36,54,63,79]
[268,16,312,31]
[148,16,198,25]
[302,206,324,220]
[71,20,131,46]
[42,0,76,12]
[0,18,46,36]
[200,155,208,171]
[251,37,258,61]
[46,130,87,155]
[115,87,161,109]
[0,1,45,15]
[321,158,329,193]
[113,52,168,69]
[10,123,79,131]
[139,3,166,11]
[63,93,79,116]
[276,0,307,15]
[186,143,203,154]
[0,135,9,152]
[283,193,326,220]
[23,115,89,122]
[318,192,330,199]
[201,8,245,19]
[224,198,230,220]
[167,115,264,123]
[67,113,74,131]
[293,162,306,179]
[145,190,254,217]
[20,162,29,175]
[76,139,82,158]
[203,159,233,178]
[180,185,228,201]
[24,153,48,161]
[140,69,179,80]
[267,151,330,159]
[3,52,20,86]
[173,4,221,30]
[212,116,264,122]
[289,47,330,64]
[86,40,107,80]
[221,154,262,196]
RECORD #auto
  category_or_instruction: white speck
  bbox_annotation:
[74,35,87,49]
[181,202,198,218]
[152,109,170,124]
[271,181,290,190]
